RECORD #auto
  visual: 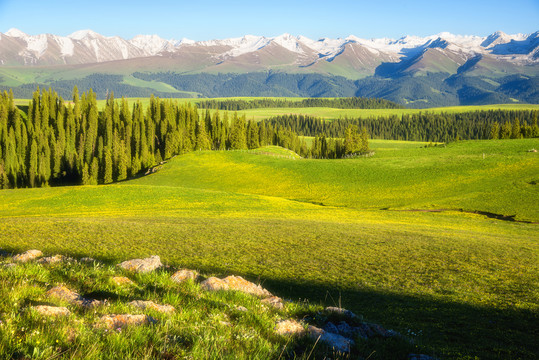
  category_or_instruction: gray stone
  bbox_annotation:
[118,255,163,273]
[200,277,229,291]
[32,305,70,318]
[354,323,375,339]
[307,325,354,353]
[323,321,339,334]
[129,300,175,313]
[171,269,198,283]
[261,296,284,309]
[337,321,354,337]
[37,255,72,265]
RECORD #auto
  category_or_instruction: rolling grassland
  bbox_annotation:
[12,97,539,120]
[0,139,537,358]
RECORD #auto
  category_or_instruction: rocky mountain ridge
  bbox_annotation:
[1,28,537,71]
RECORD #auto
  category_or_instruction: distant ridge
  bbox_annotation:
[0,29,537,107]
[1,28,537,68]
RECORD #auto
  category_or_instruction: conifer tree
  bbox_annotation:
[28,138,38,187]
[103,147,113,184]
[195,119,212,151]
[90,157,99,185]
[247,120,260,149]
[81,163,90,185]
[117,141,128,181]
[511,118,521,139]
[230,113,247,150]
[489,122,500,139]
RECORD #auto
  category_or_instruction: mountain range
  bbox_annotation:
[1,29,538,107]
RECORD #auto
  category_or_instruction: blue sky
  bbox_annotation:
[0,0,537,40]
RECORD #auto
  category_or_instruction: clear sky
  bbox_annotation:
[0,0,537,40]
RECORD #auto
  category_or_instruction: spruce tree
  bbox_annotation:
[489,122,500,139]
[247,120,260,149]
[511,118,521,139]
[103,147,113,184]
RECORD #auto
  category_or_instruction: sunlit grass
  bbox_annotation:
[0,138,538,358]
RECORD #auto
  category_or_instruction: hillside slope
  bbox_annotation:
[0,141,537,358]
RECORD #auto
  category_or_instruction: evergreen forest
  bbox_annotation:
[1,87,537,189]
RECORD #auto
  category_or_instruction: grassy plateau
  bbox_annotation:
[0,119,538,357]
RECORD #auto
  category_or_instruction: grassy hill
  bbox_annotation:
[0,140,538,359]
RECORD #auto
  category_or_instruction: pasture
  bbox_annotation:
[0,139,537,359]
[12,96,539,121]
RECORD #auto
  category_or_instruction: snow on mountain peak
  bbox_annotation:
[2,29,537,66]
[175,38,195,46]
[220,35,271,57]
[298,36,348,58]
[68,29,100,40]
[5,28,28,38]
[272,33,304,54]
[130,34,173,55]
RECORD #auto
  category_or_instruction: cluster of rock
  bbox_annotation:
[274,306,399,353]
[1,250,438,358]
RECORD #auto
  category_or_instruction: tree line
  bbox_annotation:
[262,110,538,142]
[1,88,370,189]
[196,97,404,111]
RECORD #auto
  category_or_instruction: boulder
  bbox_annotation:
[275,319,305,336]
[32,305,70,318]
[307,325,354,353]
[222,275,272,297]
[171,269,198,283]
[200,277,229,291]
[111,276,135,286]
[13,249,43,263]
[129,300,175,313]
[261,296,284,309]
[46,285,103,308]
[38,255,71,265]
[325,306,358,319]
[336,321,354,337]
[96,314,157,330]
[118,255,163,273]
[354,323,374,339]
[323,321,339,334]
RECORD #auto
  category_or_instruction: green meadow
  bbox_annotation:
[12,96,539,121]
[219,103,539,121]
[1,138,538,359]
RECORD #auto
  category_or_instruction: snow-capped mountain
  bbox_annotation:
[0,29,537,108]
[0,28,537,68]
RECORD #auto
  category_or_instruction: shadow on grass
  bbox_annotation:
[2,246,537,359]
[194,264,539,360]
